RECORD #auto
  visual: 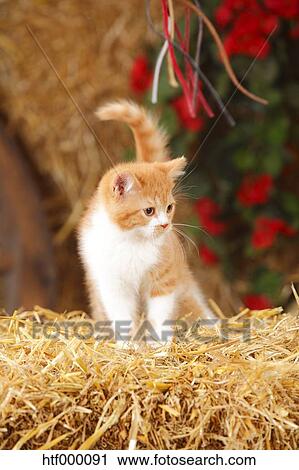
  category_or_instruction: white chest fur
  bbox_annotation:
[79,205,161,291]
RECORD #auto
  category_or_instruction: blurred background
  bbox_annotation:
[0,0,298,315]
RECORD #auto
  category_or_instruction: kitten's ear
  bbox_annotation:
[162,156,187,180]
[112,172,137,197]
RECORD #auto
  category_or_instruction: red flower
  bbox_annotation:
[130,56,153,94]
[215,4,233,28]
[237,174,273,206]
[199,245,219,265]
[195,197,227,235]
[172,95,204,131]
[226,11,278,58]
[243,294,272,310]
[265,0,299,19]
[216,1,278,58]
[215,0,259,26]
[251,216,296,249]
[201,218,227,236]
[252,228,274,249]
[196,197,220,218]
[224,32,271,58]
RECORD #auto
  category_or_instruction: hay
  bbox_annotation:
[0,0,167,312]
[0,0,162,239]
[0,306,298,450]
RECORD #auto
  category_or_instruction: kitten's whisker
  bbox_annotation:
[172,229,187,260]
[177,237,187,262]
[173,190,198,198]
[173,179,193,194]
[174,193,199,201]
[173,223,212,241]
[173,228,199,256]
[175,165,198,187]
[173,184,200,194]
[168,229,187,263]
[174,171,190,190]
[173,185,200,198]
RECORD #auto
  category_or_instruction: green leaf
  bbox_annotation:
[122,148,135,162]
[233,149,256,171]
[183,215,201,241]
[248,58,278,85]
[251,267,283,299]
[240,207,256,224]
[159,106,179,136]
[280,192,299,222]
[244,243,255,258]
[266,116,289,146]
[264,89,281,106]
[215,72,230,97]
[156,65,178,102]
[261,150,284,176]
[171,134,190,156]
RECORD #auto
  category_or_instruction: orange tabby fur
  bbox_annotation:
[78,100,214,341]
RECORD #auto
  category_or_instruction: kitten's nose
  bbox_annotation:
[161,223,169,229]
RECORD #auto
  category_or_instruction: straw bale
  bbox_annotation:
[0,0,161,240]
[0,306,298,449]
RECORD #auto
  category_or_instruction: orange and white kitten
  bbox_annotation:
[78,100,214,341]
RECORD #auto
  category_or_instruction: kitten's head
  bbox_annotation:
[101,157,186,240]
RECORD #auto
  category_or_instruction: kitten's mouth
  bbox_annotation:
[154,224,172,236]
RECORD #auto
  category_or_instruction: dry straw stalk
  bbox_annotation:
[0,306,298,450]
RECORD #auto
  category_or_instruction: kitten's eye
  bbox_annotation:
[166,203,174,213]
[144,207,155,216]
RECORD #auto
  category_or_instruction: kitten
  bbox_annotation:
[78,100,214,342]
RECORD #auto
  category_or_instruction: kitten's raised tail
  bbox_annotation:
[96,100,169,163]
